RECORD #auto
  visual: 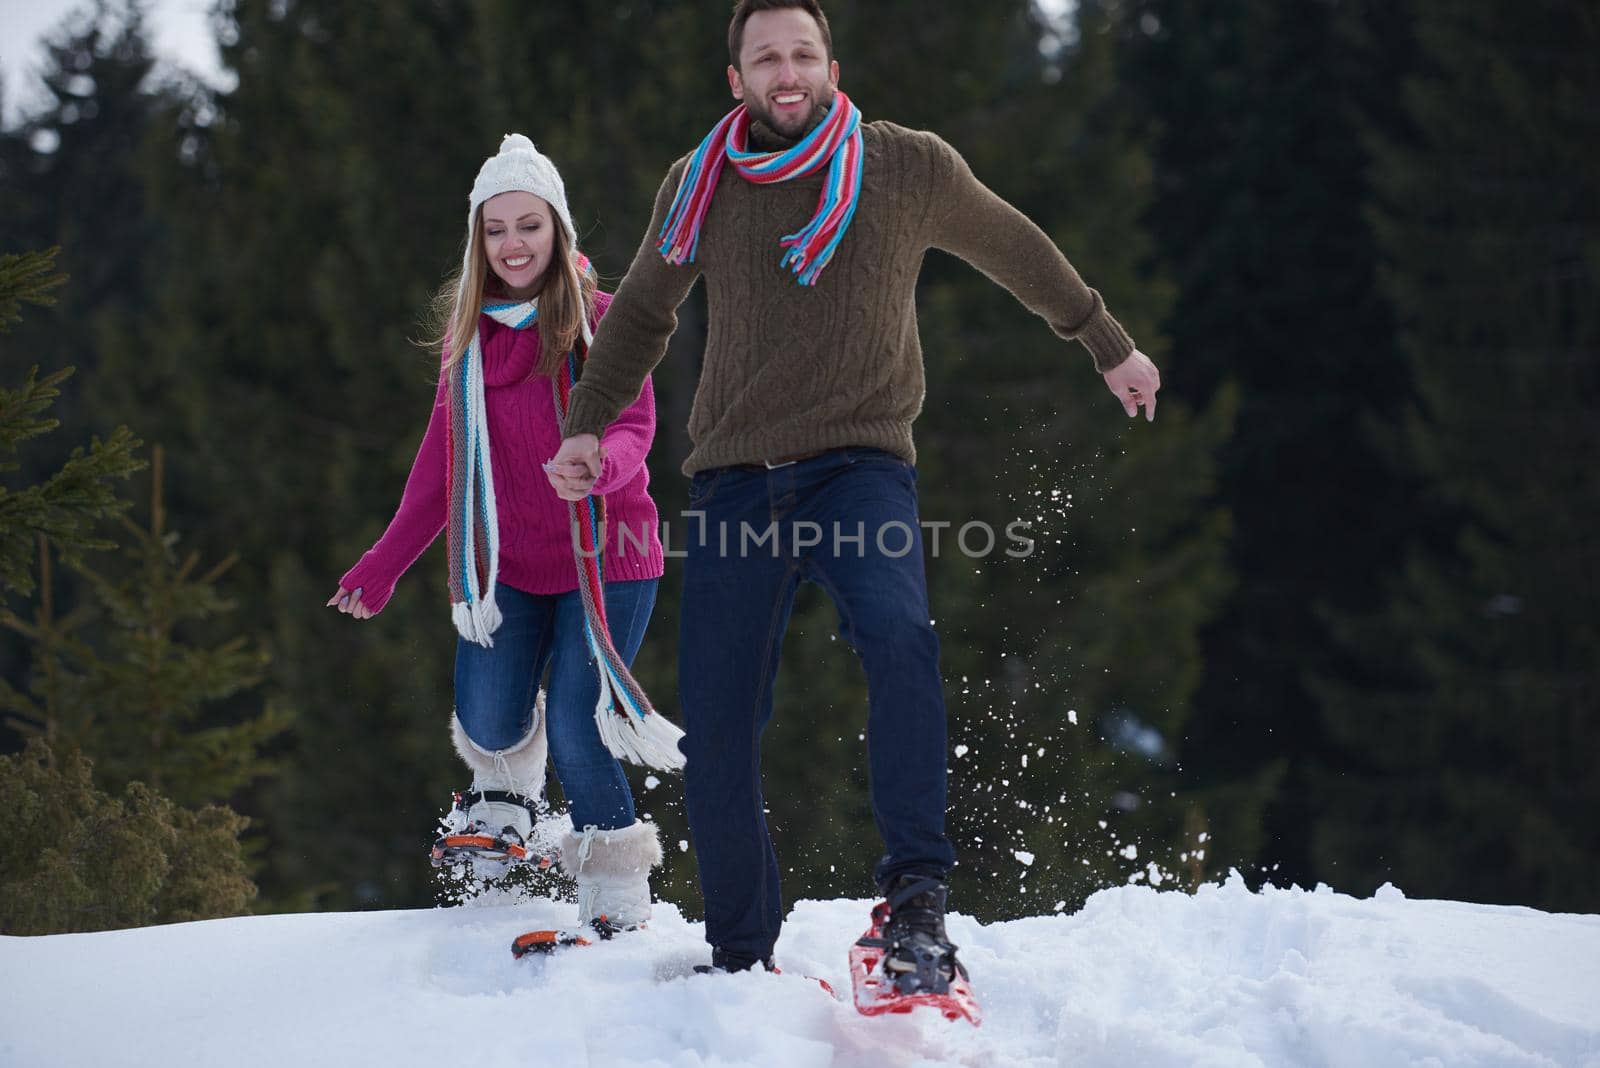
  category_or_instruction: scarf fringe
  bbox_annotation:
[592,683,687,771]
[452,596,502,649]
[582,618,686,770]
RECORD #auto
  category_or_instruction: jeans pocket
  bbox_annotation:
[687,468,726,509]
[848,448,918,485]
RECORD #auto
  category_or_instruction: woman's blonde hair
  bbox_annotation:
[426,206,597,382]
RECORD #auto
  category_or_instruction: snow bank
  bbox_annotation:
[2,874,1597,1067]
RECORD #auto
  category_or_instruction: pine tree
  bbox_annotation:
[2,243,283,809]
[1113,0,1419,887]
[928,0,1231,910]
[1,248,143,758]
[0,2,178,460]
[0,739,255,934]
[1311,0,1600,911]
[0,248,141,605]
[6,447,291,808]
[0,255,256,933]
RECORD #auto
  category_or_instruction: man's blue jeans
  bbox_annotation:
[679,447,955,960]
[454,579,658,831]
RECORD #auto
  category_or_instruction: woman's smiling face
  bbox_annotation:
[482,190,556,298]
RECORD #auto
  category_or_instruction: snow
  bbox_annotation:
[3,874,1598,1067]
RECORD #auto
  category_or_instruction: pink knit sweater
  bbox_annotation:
[340,290,664,614]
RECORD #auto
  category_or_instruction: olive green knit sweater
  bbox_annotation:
[563,120,1134,475]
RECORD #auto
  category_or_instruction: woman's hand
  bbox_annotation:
[326,585,374,620]
[544,433,606,501]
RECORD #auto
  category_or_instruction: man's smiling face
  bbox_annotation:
[728,7,840,139]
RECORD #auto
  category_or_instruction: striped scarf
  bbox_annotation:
[657,92,864,286]
[552,349,686,771]
[446,297,541,647]
[446,256,597,646]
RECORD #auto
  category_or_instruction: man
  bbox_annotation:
[547,0,1161,983]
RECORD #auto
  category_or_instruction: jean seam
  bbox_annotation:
[746,562,798,948]
[606,581,650,657]
[804,562,857,653]
[519,612,555,741]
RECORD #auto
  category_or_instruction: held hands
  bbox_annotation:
[326,586,374,620]
[545,433,606,501]
[1103,348,1161,422]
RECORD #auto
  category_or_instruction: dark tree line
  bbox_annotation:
[0,0,1592,926]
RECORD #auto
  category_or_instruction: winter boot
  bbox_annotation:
[559,820,662,932]
[878,873,965,995]
[439,704,548,853]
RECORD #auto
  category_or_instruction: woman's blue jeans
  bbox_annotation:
[454,578,657,831]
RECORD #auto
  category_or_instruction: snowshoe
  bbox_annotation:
[430,788,546,867]
[848,876,981,1025]
[511,916,635,959]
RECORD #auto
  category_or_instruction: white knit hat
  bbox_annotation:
[461,133,592,344]
[465,133,578,268]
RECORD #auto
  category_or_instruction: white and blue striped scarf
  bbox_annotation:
[445,298,544,647]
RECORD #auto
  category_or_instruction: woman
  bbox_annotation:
[328,134,673,934]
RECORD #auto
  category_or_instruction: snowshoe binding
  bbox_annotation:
[430,788,547,867]
[848,875,981,1025]
[511,915,635,959]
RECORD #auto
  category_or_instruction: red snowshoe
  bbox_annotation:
[848,895,981,1025]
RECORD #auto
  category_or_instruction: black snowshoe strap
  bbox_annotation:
[588,916,623,940]
[455,788,539,815]
[885,876,946,913]
[884,876,950,938]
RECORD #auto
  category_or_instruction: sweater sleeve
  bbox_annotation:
[923,133,1135,373]
[562,157,701,440]
[338,367,449,614]
[592,374,656,496]
[587,289,657,495]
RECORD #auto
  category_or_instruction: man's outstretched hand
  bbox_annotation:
[545,433,605,501]
[1102,349,1161,422]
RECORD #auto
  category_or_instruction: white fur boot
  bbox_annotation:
[442,693,549,846]
[560,820,663,929]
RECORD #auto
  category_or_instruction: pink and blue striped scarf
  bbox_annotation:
[550,346,685,771]
[658,92,863,286]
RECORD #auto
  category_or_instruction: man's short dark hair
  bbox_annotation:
[728,0,834,70]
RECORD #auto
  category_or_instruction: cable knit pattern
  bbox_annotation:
[562,121,1136,475]
[341,291,663,615]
